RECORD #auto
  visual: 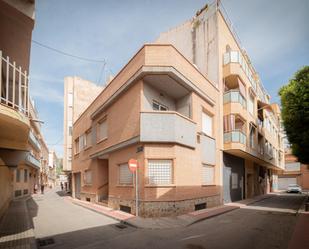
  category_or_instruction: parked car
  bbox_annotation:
[287,184,302,193]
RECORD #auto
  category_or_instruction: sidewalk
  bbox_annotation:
[288,195,309,249]
[68,194,276,229]
[0,197,36,249]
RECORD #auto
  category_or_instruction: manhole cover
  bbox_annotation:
[114,223,127,229]
[37,238,55,247]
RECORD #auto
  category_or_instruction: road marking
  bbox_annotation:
[180,234,205,241]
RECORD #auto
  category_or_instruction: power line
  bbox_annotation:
[32,40,106,63]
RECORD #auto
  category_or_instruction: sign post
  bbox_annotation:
[128,159,138,216]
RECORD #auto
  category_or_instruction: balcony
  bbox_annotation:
[29,130,41,151]
[25,153,41,169]
[223,90,247,112]
[0,51,30,151]
[224,130,246,145]
[223,51,269,104]
[140,111,196,148]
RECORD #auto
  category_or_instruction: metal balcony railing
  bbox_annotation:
[0,50,29,116]
[224,130,246,145]
[223,90,246,108]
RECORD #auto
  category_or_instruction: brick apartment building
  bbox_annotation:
[71,2,285,217]
[278,149,309,191]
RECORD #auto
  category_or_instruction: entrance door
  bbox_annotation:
[74,173,81,199]
[223,153,245,203]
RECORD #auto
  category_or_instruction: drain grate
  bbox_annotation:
[37,237,55,247]
[114,223,127,229]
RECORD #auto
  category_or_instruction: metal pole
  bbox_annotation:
[136,169,138,216]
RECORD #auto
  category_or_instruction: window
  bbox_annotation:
[152,101,168,111]
[147,160,172,185]
[248,95,254,115]
[16,169,20,182]
[202,112,213,137]
[84,170,92,185]
[119,163,133,185]
[68,148,72,160]
[249,125,256,149]
[75,138,79,154]
[97,118,107,141]
[202,164,215,185]
[68,121,73,136]
[79,134,85,151]
[86,129,92,147]
[24,169,28,182]
[68,93,73,107]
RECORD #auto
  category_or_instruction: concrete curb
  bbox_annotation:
[187,206,240,227]
[69,199,136,228]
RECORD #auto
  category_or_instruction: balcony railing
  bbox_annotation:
[223,90,246,108]
[25,153,41,169]
[224,130,246,145]
[29,130,41,151]
[0,51,29,116]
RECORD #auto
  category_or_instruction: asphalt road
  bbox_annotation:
[29,189,305,249]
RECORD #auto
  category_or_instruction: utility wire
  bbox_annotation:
[32,40,106,63]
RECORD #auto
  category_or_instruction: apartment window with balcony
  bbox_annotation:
[248,95,254,116]
[147,160,173,185]
[24,169,28,182]
[152,101,168,111]
[202,112,213,137]
[202,164,215,185]
[68,93,73,107]
[97,118,107,142]
[16,169,21,182]
[119,163,133,185]
[83,170,92,185]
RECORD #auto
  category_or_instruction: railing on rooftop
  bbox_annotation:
[0,50,29,117]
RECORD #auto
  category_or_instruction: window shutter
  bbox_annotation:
[202,112,212,136]
[202,165,215,185]
[119,164,133,185]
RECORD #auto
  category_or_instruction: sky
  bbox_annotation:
[29,0,309,157]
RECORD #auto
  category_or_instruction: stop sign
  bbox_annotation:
[128,159,138,172]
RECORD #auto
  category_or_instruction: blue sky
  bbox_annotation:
[29,0,309,157]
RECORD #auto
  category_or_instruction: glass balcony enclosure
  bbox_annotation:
[224,130,247,145]
[223,90,246,108]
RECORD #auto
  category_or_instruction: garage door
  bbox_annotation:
[278,177,297,190]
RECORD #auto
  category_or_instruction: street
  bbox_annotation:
[28,188,306,249]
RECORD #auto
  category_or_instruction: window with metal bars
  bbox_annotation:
[202,164,215,185]
[147,160,173,185]
[119,164,133,185]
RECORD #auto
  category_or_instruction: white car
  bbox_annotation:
[287,184,302,193]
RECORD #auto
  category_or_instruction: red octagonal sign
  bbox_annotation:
[128,159,138,172]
